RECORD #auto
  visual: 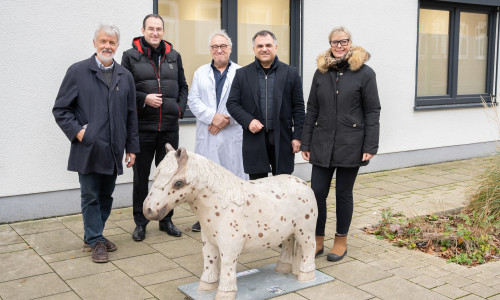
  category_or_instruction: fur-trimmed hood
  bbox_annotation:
[317,46,370,73]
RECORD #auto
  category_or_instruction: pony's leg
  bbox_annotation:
[292,239,302,276]
[215,245,241,300]
[198,232,220,291]
[293,228,316,281]
[275,234,294,273]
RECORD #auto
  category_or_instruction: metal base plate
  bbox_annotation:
[178,264,334,299]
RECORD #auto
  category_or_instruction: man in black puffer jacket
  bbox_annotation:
[122,14,188,241]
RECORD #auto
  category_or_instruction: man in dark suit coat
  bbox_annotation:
[53,24,139,263]
[226,30,305,180]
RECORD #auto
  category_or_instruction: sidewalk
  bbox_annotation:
[1,156,499,300]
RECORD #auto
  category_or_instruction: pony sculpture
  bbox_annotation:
[143,144,318,300]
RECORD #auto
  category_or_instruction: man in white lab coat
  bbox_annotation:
[188,30,248,231]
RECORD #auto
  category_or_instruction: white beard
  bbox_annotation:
[96,50,114,64]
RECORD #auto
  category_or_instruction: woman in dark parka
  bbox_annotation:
[301,27,381,262]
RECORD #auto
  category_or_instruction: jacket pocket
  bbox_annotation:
[138,104,156,116]
[81,123,94,145]
[309,126,330,163]
[339,115,364,129]
[335,117,364,148]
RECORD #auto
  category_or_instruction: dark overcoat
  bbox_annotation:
[53,55,140,175]
[226,58,305,175]
[300,46,381,168]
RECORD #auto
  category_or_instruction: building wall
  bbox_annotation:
[303,0,499,156]
[0,1,152,198]
[0,0,498,222]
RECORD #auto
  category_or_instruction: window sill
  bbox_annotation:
[179,117,196,125]
[414,102,489,111]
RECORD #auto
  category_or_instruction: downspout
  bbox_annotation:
[495,7,499,101]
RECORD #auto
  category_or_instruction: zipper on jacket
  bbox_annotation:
[146,53,165,132]
[157,56,164,131]
[265,74,268,132]
[158,76,162,131]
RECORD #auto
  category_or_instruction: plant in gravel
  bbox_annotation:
[363,98,500,266]
[364,208,499,266]
[380,207,393,226]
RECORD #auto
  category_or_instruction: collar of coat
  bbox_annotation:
[132,36,171,57]
[254,55,279,71]
[317,46,370,74]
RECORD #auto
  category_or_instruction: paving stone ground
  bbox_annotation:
[0,156,499,299]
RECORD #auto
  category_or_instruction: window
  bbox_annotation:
[237,0,290,65]
[158,0,221,89]
[415,1,498,109]
[156,0,302,122]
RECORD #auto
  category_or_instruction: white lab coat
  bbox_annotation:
[188,62,248,180]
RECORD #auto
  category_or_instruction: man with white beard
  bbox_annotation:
[53,24,139,263]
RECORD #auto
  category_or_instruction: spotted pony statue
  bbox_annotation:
[143,144,318,300]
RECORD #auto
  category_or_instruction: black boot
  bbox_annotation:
[191,221,201,232]
[132,225,146,241]
[159,219,182,237]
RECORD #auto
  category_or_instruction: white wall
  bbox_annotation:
[1,0,498,200]
[303,0,499,156]
[0,1,152,197]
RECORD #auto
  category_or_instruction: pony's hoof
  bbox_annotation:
[275,261,292,273]
[198,281,218,291]
[298,270,315,282]
[215,290,236,300]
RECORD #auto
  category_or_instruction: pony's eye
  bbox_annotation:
[173,180,184,189]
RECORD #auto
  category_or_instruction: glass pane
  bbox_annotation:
[237,0,290,66]
[159,0,221,87]
[457,12,488,95]
[417,9,450,97]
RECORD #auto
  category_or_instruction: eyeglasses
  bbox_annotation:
[330,39,350,47]
[210,44,228,51]
[146,27,163,33]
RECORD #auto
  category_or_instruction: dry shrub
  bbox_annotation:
[467,97,500,228]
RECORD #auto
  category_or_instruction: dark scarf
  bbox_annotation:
[141,37,165,68]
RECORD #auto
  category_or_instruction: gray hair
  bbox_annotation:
[94,24,120,43]
[252,30,277,46]
[208,29,233,47]
[328,26,352,42]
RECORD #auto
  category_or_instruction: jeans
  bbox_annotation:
[79,172,117,246]
[133,131,178,226]
[311,165,359,236]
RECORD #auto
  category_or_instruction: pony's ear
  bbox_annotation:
[165,143,175,153]
[175,147,188,166]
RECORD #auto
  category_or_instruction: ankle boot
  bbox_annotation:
[327,233,347,262]
[315,236,325,257]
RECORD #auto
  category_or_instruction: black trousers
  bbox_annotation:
[311,165,359,236]
[133,131,179,226]
[249,131,277,180]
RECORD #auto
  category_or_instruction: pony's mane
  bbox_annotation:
[185,151,246,208]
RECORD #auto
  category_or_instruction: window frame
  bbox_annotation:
[154,0,303,123]
[415,0,498,110]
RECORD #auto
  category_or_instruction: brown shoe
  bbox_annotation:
[91,241,109,263]
[83,238,117,252]
[327,233,347,262]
